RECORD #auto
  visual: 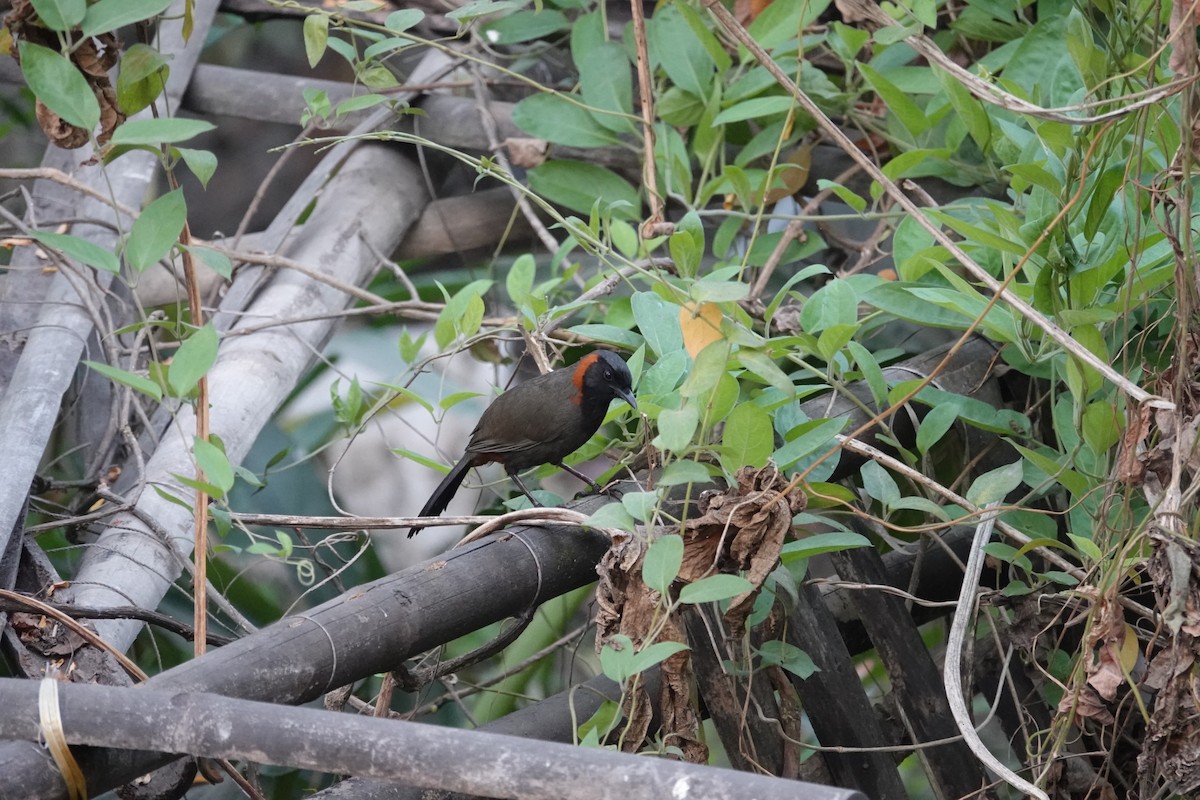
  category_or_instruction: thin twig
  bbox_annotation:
[0,591,232,646]
[0,168,140,219]
[203,245,392,306]
[629,0,670,238]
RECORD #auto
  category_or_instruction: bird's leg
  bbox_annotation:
[507,469,544,507]
[555,461,603,496]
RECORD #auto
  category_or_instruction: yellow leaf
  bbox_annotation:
[679,302,724,358]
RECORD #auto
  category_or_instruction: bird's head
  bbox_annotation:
[573,350,636,411]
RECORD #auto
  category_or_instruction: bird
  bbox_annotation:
[408,350,636,537]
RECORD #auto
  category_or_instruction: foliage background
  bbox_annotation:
[0,0,1197,797]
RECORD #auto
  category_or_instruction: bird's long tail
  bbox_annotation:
[408,455,473,538]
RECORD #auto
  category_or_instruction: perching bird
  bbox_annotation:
[408,351,636,537]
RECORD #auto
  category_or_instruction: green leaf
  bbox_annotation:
[505,253,535,310]
[864,282,977,330]
[858,62,928,137]
[600,634,687,682]
[333,94,389,116]
[484,9,569,44]
[526,160,638,219]
[82,0,174,37]
[17,42,99,131]
[1082,401,1121,455]
[738,349,794,396]
[643,534,684,595]
[111,118,215,146]
[511,94,620,148]
[690,277,749,303]
[385,8,424,32]
[935,70,991,152]
[1084,166,1124,241]
[176,147,217,188]
[711,96,796,126]
[966,461,1024,506]
[631,292,683,358]
[577,700,622,743]
[598,635,635,681]
[679,574,754,604]
[816,323,858,362]
[658,459,711,486]
[799,279,858,333]
[846,340,888,407]
[84,360,162,401]
[115,44,171,115]
[331,377,365,428]
[669,211,704,277]
[917,402,959,454]
[889,496,950,520]
[434,279,492,348]
[620,491,659,522]
[774,417,847,469]
[816,179,867,214]
[125,190,187,272]
[1067,533,1104,564]
[628,640,690,674]
[168,324,218,397]
[585,501,637,533]
[567,324,644,350]
[780,531,870,563]
[721,402,773,471]
[304,14,329,67]
[184,245,232,279]
[675,1,732,73]
[193,436,235,496]
[860,460,900,509]
[32,231,119,274]
[985,542,1033,572]
[653,405,700,452]
[29,0,86,31]
[648,4,714,97]
[446,0,523,24]
[679,340,730,400]
[578,41,635,133]
[757,639,819,679]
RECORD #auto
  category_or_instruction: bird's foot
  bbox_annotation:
[575,481,621,501]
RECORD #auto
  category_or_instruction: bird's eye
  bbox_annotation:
[603,368,613,379]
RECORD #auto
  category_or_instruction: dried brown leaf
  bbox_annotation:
[1059,683,1115,726]
[683,464,804,635]
[504,137,549,168]
[659,642,707,762]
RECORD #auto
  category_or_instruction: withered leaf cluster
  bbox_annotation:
[4,0,126,148]
[594,464,805,763]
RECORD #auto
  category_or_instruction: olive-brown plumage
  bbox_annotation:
[408,351,636,537]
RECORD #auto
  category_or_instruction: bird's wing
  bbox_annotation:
[466,384,574,456]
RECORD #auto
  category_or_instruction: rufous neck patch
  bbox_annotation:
[571,352,601,404]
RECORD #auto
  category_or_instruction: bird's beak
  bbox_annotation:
[617,387,637,410]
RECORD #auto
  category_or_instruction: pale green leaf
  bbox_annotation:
[18,42,99,131]
[82,0,174,37]
[125,189,186,272]
[168,324,218,397]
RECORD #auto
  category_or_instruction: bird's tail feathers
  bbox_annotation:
[408,456,473,538]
